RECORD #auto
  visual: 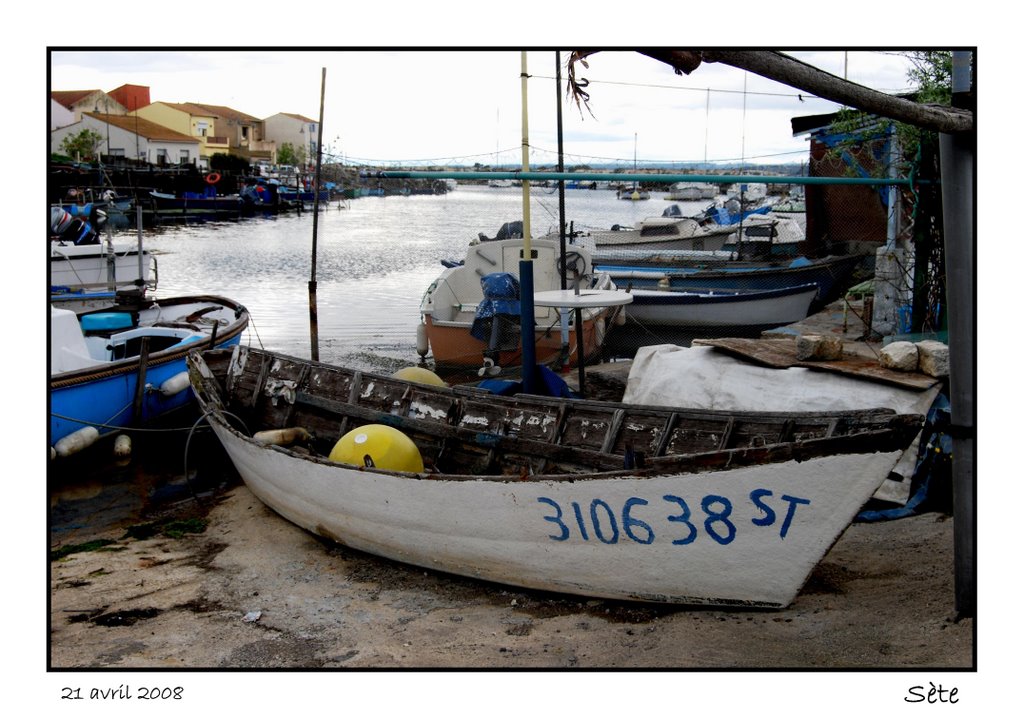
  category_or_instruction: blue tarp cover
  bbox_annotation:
[477,364,579,399]
[469,273,521,342]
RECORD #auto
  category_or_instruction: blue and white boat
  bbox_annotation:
[50,295,250,457]
[596,252,864,308]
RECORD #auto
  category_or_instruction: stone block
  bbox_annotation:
[879,341,919,372]
[795,334,844,361]
[916,340,949,378]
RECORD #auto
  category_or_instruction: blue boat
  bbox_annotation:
[50,294,250,456]
[597,253,865,307]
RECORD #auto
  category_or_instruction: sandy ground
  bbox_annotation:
[49,477,972,671]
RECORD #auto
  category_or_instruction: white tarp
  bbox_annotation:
[623,344,942,504]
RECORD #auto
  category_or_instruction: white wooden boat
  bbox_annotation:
[419,236,616,369]
[625,283,819,328]
[187,345,922,608]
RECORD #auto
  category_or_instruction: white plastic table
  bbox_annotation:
[533,289,633,395]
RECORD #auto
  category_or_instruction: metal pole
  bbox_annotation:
[308,67,327,362]
[519,52,536,394]
[555,51,567,291]
[555,51,571,373]
[939,50,975,619]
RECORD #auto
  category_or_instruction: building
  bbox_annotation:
[184,103,276,164]
[791,110,916,338]
[791,111,900,257]
[134,102,229,169]
[51,112,200,166]
[51,90,126,123]
[263,112,319,167]
[50,98,74,130]
[108,84,152,113]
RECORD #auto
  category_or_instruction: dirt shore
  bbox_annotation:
[50,477,972,671]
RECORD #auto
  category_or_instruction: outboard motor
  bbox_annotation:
[469,272,521,373]
[49,206,99,245]
[478,221,524,243]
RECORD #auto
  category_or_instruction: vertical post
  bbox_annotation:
[939,50,975,619]
[308,67,327,362]
[555,51,570,368]
[519,51,536,394]
[136,203,144,288]
[132,337,150,423]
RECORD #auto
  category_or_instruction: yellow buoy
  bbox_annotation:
[329,424,424,473]
[392,366,446,387]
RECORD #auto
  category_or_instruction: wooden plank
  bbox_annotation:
[693,337,940,391]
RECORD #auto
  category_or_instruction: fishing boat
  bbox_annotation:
[596,252,865,308]
[50,294,249,457]
[617,185,651,201]
[418,236,617,370]
[187,345,923,608]
[624,282,819,328]
[50,207,157,308]
[587,215,734,253]
[664,182,717,201]
[618,133,650,200]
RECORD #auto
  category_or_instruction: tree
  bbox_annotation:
[60,128,104,161]
[277,142,307,167]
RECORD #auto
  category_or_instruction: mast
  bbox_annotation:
[518,51,536,393]
[308,67,326,361]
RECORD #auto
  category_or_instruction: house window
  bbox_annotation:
[242,127,249,139]
[109,148,125,157]
[197,121,208,137]
[156,149,168,165]
[309,123,316,134]
[180,149,190,163]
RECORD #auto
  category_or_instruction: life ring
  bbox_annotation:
[205,172,221,184]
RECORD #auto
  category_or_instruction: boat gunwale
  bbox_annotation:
[51,295,249,388]
[188,347,924,485]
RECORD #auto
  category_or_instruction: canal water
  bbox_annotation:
[50,184,698,543]
[146,184,698,371]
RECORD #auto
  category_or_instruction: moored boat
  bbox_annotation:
[596,252,865,309]
[187,345,923,608]
[419,236,617,370]
[50,294,249,456]
[625,282,819,328]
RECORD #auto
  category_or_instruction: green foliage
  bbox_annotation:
[60,128,105,161]
[277,142,307,167]
[121,518,207,541]
[51,538,118,561]
[277,143,298,165]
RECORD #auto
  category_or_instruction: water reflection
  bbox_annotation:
[146,185,692,372]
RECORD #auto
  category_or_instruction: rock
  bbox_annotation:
[879,341,919,372]
[915,340,949,378]
[795,334,843,361]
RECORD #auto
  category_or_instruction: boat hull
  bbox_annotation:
[207,417,901,607]
[50,242,154,295]
[422,313,605,369]
[626,284,818,328]
[50,296,249,445]
[186,346,921,607]
[600,254,864,306]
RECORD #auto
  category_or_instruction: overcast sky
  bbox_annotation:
[50,49,917,167]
